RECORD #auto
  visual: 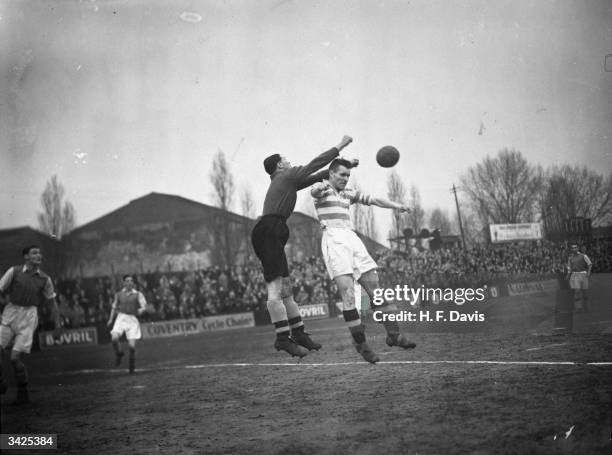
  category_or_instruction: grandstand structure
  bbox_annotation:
[0,192,387,279]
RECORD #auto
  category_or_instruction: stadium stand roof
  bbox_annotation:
[69,192,252,236]
[0,226,62,276]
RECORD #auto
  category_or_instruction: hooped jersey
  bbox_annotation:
[311,180,371,230]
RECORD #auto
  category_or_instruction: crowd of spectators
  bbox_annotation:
[48,238,612,330]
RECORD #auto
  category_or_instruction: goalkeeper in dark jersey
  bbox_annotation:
[251,135,355,357]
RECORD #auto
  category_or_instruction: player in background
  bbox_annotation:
[567,244,592,313]
[107,275,147,373]
[311,159,416,363]
[0,245,61,405]
[251,135,356,358]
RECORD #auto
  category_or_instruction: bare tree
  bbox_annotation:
[363,206,378,242]
[37,175,76,238]
[429,207,452,234]
[407,185,426,233]
[240,184,256,219]
[541,165,612,229]
[452,209,486,246]
[460,149,543,224]
[386,171,407,239]
[209,148,235,211]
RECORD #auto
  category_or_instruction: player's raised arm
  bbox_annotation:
[299,158,359,190]
[368,196,411,212]
[293,135,353,181]
[297,170,330,190]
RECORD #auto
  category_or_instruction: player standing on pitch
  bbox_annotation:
[567,244,592,313]
[0,245,62,405]
[311,158,416,363]
[107,275,147,373]
[251,135,355,358]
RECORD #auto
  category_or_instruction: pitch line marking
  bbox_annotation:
[184,360,589,367]
[45,360,612,376]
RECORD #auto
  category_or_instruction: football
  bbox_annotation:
[376,145,400,168]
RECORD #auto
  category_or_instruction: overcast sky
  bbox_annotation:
[1,0,611,242]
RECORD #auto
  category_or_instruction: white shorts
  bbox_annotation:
[111,313,141,340]
[569,272,589,290]
[321,228,377,280]
[0,303,39,354]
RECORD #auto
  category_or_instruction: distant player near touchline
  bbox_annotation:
[311,158,416,364]
[251,135,356,358]
[0,245,62,405]
[107,275,147,373]
[567,244,592,313]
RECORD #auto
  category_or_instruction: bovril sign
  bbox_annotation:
[39,327,98,349]
[298,303,329,320]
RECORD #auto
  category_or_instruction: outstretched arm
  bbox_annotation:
[369,197,411,212]
[298,169,330,191]
[293,135,353,181]
[298,157,360,190]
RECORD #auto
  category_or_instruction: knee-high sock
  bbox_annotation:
[11,359,28,389]
[112,340,122,355]
[343,309,366,344]
[283,296,304,333]
[129,347,135,370]
[378,304,400,337]
[267,300,290,335]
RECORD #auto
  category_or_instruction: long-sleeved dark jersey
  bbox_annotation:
[261,147,339,218]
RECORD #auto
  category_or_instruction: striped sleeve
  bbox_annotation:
[583,254,592,267]
[311,182,326,198]
[349,189,372,205]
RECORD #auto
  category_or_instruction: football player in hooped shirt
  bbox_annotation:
[311,158,416,363]
[107,275,147,373]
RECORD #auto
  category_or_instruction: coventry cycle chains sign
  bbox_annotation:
[141,312,255,339]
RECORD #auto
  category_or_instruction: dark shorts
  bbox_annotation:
[251,215,290,283]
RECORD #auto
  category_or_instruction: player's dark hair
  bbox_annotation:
[329,158,353,172]
[22,245,40,256]
[123,274,134,281]
[263,154,282,175]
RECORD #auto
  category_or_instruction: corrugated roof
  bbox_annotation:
[69,192,252,235]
